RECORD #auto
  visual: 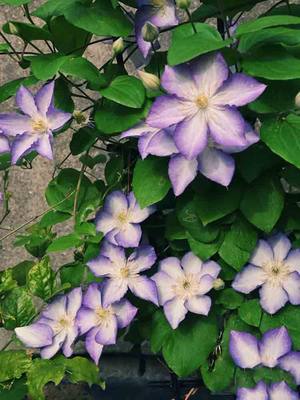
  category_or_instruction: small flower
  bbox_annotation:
[0,82,71,164]
[95,191,156,248]
[15,288,82,359]
[72,110,93,128]
[137,70,161,91]
[152,252,221,329]
[141,21,160,42]
[232,233,300,314]
[112,37,125,55]
[87,241,158,305]
[229,326,292,369]
[176,0,191,9]
[236,381,299,400]
[77,283,137,364]
[146,53,266,160]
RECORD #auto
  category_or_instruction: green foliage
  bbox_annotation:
[1,287,35,329]
[26,257,56,299]
[0,351,32,382]
[100,76,146,108]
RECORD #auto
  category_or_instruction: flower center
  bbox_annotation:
[57,316,72,330]
[31,118,48,134]
[182,280,191,290]
[196,95,209,109]
[120,266,130,279]
[263,260,290,286]
[95,307,112,325]
[117,211,128,225]
[174,274,198,299]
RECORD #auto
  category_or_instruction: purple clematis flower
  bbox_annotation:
[236,381,299,400]
[87,241,158,306]
[77,283,137,364]
[0,134,10,154]
[0,82,71,164]
[135,0,178,58]
[229,326,292,369]
[146,53,266,160]
[152,252,221,329]
[95,191,156,248]
[15,288,82,359]
[232,233,300,314]
[279,351,300,385]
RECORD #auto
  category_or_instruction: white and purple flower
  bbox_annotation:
[152,252,221,329]
[95,191,156,248]
[0,134,10,155]
[0,82,71,164]
[15,288,82,359]
[77,283,137,364]
[232,233,300,314]
[236,381,299,400]
[87,241,158,305]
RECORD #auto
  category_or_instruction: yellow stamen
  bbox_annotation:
[196,95,209,109]
[117,211,128,224]
[31,118,48,134]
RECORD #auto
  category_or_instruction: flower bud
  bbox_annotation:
[213,278,225,291]
[176,0,191,9]
[295,92,300,109]
[142,21,159,42]
[112,38,125,55]
[138,70,160,91]
[8,22,18,35]
[73,110,90,127]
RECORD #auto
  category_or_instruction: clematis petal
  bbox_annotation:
[229,330,261,369]
[232,265,266,294]
[0,135,10,154]
[121,122,158,139]
[113,299,138,328]
[260,326,292,368]
[268,233,291,262]
[115,223,142,248]
[168,154,198,196]
[42,296,67,320]
[95,314,118,345]
[85,327,104,364]
[83,283,102,310]
[40,330,66,359]
[77,308,98,335]
[222,123,259,154]
[47,107,71,131]
[185,295,211,316]
[150,0,178,27]
[66,287,82,318]
[139,129,178,159]
[128,245,157,273]
[0,114,31,136]
[15,323,53,348]
[236,381,268,400]
[127,192,156,223]
[134,7,154,58]
[95,211,116,235]
[159,257,184,279]
[161,65,198,99]
[129,276,158,305]
[197,275,214,295]
[201,260,221,279]
[16,85,38,117]
[100,241,126,265]
[259,283,288,314]
[279,352,300,385]
[284,249,300,274]
[282,271,300,305]
[181,252,203,275]
[35,134,53,160]
[103,190,128,216]
[268,381,299,400]
[163,297,187,329]
[62,325,78,357]
[87,255,116,277]
[211,73,266,107]
[151,271,176,305]
[35,81,55,115]
[250,240,274,267]
[11,133,38,164]
[102,278,128,307]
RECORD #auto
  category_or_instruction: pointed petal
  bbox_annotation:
[66,287,82,318]
[197,275,214,295]
[139,129,178,158]
[181,252,203,275]
[102,278,128,307]
[85,327,104,364]
[229,330,261,368]
[115,223,142,248]
[250,240,273,267]
[77,308,98,335]
[282,271,300,305]
[268,381,299,400]
[232,265,266,294]
[62,326,78,357]
[15,323,53,348]
[152,271,176,305]
[201,260,221,279]
[279,352,300,385]
[185,295,211,315]
[40,330,66,359]
[161,65,198,99]
[127,192,156,223]
[163,297,187,329]
[83,283,102,310]
[95,211,116,235]
[113,299,138,328]
[35,134,53,160]
[95,315,118,345]
[168,154,198,196]
[267,233,291,262]
[222,122,259,153]
[0,135,10,154]
[87,255,115,277]
[42,296,67,320]
[11,133,38,164]
[0,114,31,136]
[35,81,55,115]
[100,241,126,265]
[128,245,156,273]
[260,327,292,368]
[129,276,158,305]
[47,107,71,131]
[259,283,288,314]
[284,249,300,274]
[197,147,235,186]
[121,122,158,139]
[150,0,178,27]
[159,257,184,279]
[135,7,153,58]
[16,85,38,117]
[103,190,128,216]
[236,382,268,400]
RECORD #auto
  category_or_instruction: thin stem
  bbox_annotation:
[73,151,90,223]
[0,171,10,226]
[0,31,20,61]
[60,73,95,103]
[265,0,285,14]
[28,41,44,54]
[0,51,38,56]
[66,37,113,56]
[123,44,138,64]
[185,8,197,34]
[23,4,35,25]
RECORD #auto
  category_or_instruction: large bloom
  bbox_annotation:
[236,381,299,400]
[232,233,300,314]
[135,0,178,58]
[77,283,137,364]
[146,53,266,160]
[87,241,158,305]
[152,252,221,329]
[95,191,156,248]
[0,82,71,164]
[15,288,82,359]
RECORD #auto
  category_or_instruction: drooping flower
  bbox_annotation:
[95,191,156,248]
[135,0,178,58]
[229,326,292,369]
[236,381,299,400]
[77,283,137,364]
[0,82,71,164]
[232,233,300,314]
[146,53,266,160]
[15,288,82,359]
[87,241,158,305]
[152,252,221,329]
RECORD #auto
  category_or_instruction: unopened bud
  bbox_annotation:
[142,21,159,42]
[8,22,18,35]
[295,92,300,109]
[73,110,90,127]
[138,70,160,91]
[113,38,125,55]
[213,278,225,291]
[176,0,191,9]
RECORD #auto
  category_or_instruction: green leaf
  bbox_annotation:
[27,257,56,299]
[95,99,151,134]
[0,351,31,382]
[53,77,74,113]
[261,114,300,169]
[219,216,257,271]
[70,127,100,155]
[0,377,28,400]
[239,299,262,327]
[162,314,218,377]
[0,0,30,5]
[64,0,132,37]
[47,233,83,252]
[0,269,18,293]
[105,155,123,186]
[64,357,105,387]
[150,310,173,353]
[236,15,300,36]
[168,23,231,65]
[100,76,145,108]
[253,367,295,388]
[25,53,68,80]
[0,43,9,52]
[39,211,71,228]
[133,157,171,208]
[1,287,35,329]
[187,232,223,261]
[240,174,284,232]
[60,262,101,288]
[0,75,38,103]
[60,57,106,86]
[216,288,244,310]
[3,21,51,41]
[165,212,186,241]
[10,260,34,286]
[32,0,78,21]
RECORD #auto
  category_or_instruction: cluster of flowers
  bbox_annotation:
[15,190,222,362]
[230,327,300,399]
